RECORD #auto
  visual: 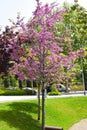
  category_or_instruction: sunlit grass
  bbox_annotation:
[45,96,87,130]
[0,96,87,130]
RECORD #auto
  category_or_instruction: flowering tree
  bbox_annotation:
[7,1,82,130]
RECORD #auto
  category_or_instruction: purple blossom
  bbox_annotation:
[8,0,79,84]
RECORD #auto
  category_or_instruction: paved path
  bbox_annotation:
[0,96,37,103]
[69,119,87,130]
[0,93,87,103]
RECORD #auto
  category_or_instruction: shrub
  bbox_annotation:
[48,91,61,96]
[0,89,36,96]
[51,85,58,92]
[0,89,5,95]
[26,89,37,95]
[47,84,61,96]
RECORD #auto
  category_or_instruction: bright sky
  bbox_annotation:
[0,0,87,30]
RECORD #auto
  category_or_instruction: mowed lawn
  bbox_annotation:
[0,96,87,130]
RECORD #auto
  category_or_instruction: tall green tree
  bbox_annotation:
[64,3,87,49]
[63,2,87,90]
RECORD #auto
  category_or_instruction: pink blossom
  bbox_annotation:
[7,0,79,85]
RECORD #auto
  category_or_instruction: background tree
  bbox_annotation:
[0,26,15,88]
[63,2,87,90]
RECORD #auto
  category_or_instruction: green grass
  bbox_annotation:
[45,97,87,130]
[0,100,40,130]
[0,96,87,130]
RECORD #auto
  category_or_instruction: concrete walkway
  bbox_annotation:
[0,96,37,103]
[0,93,86,103]
[69,119,87,130]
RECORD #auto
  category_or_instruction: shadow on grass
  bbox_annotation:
[0,101,41,130]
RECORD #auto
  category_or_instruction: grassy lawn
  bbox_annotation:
[0,96,87,130]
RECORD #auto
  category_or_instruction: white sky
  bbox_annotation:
[0,0,87,30]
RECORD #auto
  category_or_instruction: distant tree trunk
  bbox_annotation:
[33,80,37,87]
[66,80,69,92]
[3,77,9,88]
[9,76,13,87]
[81,58,86,95]
[26,80,31,87]
[18,80,23,89]
[84,70,87,90]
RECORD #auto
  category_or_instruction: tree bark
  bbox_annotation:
[42,81,45,130]
[37,84,40,120]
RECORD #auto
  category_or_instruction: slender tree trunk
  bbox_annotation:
[42,81,45,130]
[31,80,34,95]
[82,68,86,95]
[66,79,69,92]
[81,58,86,95]
[84,70,87,90]
[37,83,40,120]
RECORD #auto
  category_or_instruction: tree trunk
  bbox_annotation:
[33,80,37,87]
[42,81,45,130]
[3,77,9,88]
[81,58,86,95]
[18,80,23,89]
[66,80,69,93]
[37,84,40,120]
[26,80,31,87]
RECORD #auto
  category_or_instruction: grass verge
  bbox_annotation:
[0,96,87,130]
